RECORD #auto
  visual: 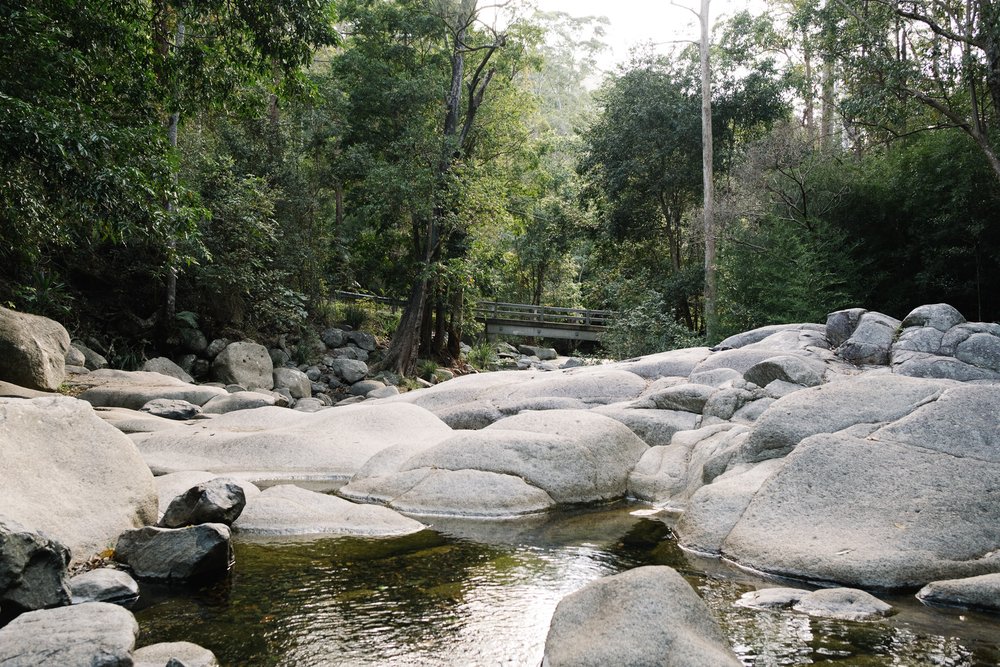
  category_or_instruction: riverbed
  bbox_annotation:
[134,503,1000,666]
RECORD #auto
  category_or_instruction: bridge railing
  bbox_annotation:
[330,290,616,336]
[473,301,615,329]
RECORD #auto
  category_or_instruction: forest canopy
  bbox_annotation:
[3,0,999,371]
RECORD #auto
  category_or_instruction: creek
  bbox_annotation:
[134,502,1000,666]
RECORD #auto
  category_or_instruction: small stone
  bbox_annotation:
[139,398,202,420]
[68,568,139,607]
[159,478,247,528]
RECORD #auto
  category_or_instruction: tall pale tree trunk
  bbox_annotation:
[163,20,185,327]
[699,0,718,340]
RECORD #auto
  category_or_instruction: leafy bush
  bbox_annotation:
[466,340,496,370]
[416,358,439,381]
[600,290,703,359]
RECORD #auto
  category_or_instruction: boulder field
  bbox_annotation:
[3,301,1000,661]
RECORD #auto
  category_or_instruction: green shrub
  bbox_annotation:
[466,340,496,370]
[416,358,438,381]
[600,290,703,359]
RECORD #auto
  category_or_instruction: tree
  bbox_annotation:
[830,0,1000,181]
[335,0,524,374]
[698,0,718,340]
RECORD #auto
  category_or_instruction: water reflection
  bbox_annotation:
[133,505,1000,666]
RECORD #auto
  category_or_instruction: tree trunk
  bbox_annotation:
[446,286,464,361]
[162,19,185,330]
[820,58,836,149]
[379,277,429,376]
[699,0,718,341]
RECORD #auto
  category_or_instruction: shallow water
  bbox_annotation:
[134,504,1000,666]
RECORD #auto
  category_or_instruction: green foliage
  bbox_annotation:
[416,358,439,381]
[10,270,75,321]
[600,291,705,359]
[175,311,199,329]
[823,130,1000,320]
[466,340,497,371]
[717,215,857,337]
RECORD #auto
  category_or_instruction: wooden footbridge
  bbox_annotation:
[332,291,614,341]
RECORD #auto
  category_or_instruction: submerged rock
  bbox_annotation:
[792,587,894,621]
[917,573,1000,612]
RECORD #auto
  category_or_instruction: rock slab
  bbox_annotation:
[0,601,138,667]
[0,307,70,391]
[0,517,71,612]
[0,396,158,562]
[543,565,740,667]
[114,524,232,582]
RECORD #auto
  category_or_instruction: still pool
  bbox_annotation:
[133,504,1000,666]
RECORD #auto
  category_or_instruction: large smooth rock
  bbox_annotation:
[68,568,139,607]
[891,350,1000,381]
[0,307,70,391]
[917,573,1000,612]
[78,369,228,409]
[341,409,648,516]
[900,303,966,332]
[645,383,714,413]
[612,347,712,379]
[131,403,453,479]
[675,459,785,554]
[825,308,866,348]
[542,565,741,667]
[159,478,247,528]
[133,642,219,667]
[871,384,1000,461]
[114,524,232,582]
[716,323,826,351]
[591,407,698,447]
[72,341,108,371]
[390,368,647,416]
[743,354,825,388]
[722,432,1000,588]
[211,341,274,390]
[0,517,70,611]
[837,311,900,365]
[201,390,276,414]
[0,396,157,561]
[739,374,951,463]
[953,331,1000,372]
[0,602,138,667]
[518,344,557,360]
[234,484,425,536]
[627,424,748,507]
[140,357,194,384]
